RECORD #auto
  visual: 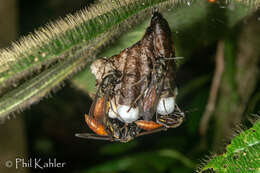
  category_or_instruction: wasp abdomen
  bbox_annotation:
[135,120,163,131]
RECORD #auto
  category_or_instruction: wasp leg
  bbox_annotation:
[155,103,185,128]
[135,126,167,138]
[105,120,122,141]
[118,123,142,143]
[162,98,169,114]
[174,104,185,117]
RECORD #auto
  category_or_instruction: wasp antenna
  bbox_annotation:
[184,108,199,113]
[165,57,184,60]
[173,56,184,60]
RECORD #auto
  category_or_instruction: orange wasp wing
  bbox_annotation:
[84,81,112,135]
[84,114,108,136]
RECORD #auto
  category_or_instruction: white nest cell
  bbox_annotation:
[156,97,175,115]
[117,105,140,123]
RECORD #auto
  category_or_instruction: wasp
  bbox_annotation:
[76,57,152,142]
[137,9,185,130]
[76,9,185,142]
[78,58,123,141]
[112,9,178,125]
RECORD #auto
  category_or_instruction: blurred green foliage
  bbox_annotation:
[84,149,195,173]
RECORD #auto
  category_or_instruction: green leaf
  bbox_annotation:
[200,119,260,173]
[0,32,109,119]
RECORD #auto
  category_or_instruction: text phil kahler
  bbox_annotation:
[15,158,66,169]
